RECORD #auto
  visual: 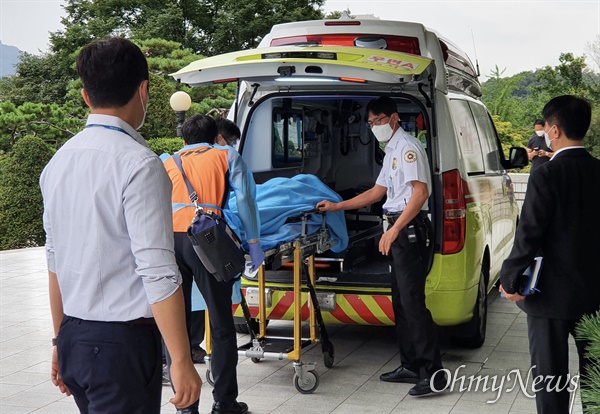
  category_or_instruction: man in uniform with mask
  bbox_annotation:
[316,96,444,396]
[526,119,554,173]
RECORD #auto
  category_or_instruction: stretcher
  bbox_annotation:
[203,209,337,394]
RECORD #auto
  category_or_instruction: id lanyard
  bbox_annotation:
[85,124,135,139]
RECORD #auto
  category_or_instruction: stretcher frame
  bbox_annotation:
[203,210,336,394]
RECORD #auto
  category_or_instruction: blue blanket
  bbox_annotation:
[225,174,348,252]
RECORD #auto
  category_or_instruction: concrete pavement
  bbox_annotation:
[0,247,583,413]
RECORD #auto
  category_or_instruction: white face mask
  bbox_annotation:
[544,126,555,150]
[535,130,544,137]
[371,122,394,142]
[136,85,148,130]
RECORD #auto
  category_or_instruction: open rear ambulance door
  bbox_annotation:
[171,45,435,90]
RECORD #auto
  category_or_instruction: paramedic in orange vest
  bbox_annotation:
[163,115,263,414]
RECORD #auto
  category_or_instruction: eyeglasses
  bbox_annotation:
[367,115,389,128]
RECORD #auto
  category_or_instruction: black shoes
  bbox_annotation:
[176,400,244,414]
[176,408,199,414]
[408,376,448,396]
[379,366,419,383]
[191,346,207,364]
[211,401,248,414]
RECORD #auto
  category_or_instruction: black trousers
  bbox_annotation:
[190,309,206,347]
[173,232,239,407]
[527,315,590,414]
[388,215,442,378]
[58,315,162,414]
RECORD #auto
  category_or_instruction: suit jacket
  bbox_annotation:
[500,148,600,320]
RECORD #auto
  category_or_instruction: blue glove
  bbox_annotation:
[248,242,265,272]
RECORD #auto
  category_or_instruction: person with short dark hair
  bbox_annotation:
[316,96,444,396]
[500,95,600,414]
[180,117,241,368]
[526,118,554,172]
[40,37,201,414]
[163,114,263,414]
[215,118,241,147]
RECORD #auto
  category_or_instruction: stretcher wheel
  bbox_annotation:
[293,370,319,394]
[322,341,334,368]
[251,357,261,363]
[206,369,215,386]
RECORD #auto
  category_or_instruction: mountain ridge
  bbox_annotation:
[1,41,22,77]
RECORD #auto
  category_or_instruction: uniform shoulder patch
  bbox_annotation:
[404,150,417,163]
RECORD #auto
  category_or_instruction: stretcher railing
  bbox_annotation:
[203,209,336,394]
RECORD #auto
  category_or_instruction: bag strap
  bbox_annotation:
[172,153,222,211]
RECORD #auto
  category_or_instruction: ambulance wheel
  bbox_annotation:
[461,270,488,348]
[322,341,335,368]
[206,369,215,386]
[293,370,319,394]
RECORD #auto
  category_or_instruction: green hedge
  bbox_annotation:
[146,137,183,156]
[576,311,600,413]
[0,136,55,250]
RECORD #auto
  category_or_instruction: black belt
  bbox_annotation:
[65,315,156,326]
[383,210,429,226]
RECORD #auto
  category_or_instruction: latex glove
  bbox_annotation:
[248,242,265,272]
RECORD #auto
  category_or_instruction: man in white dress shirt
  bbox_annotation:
[317,96,444,396]
[40,37,201,413]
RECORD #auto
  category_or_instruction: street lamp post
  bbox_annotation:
[169,91,192,137]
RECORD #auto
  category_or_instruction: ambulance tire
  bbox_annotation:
[460,271,488,349]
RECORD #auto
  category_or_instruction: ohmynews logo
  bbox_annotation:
[430,365,580,404]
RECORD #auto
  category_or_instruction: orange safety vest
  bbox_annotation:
[164,146,230,233]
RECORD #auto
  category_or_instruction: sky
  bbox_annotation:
[1,0,599,78]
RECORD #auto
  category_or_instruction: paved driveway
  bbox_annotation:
[0,247,583,413]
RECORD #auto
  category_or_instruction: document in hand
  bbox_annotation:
[519,256,543,296]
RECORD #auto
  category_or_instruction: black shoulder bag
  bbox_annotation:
[172,153,245,282]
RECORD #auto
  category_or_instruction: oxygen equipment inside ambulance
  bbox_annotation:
[172,17,528,348]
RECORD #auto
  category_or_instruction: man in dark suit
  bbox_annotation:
[500,95,600,414]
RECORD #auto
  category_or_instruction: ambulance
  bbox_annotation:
[172,17,528,348]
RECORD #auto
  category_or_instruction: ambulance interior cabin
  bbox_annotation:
[243,95,431,286]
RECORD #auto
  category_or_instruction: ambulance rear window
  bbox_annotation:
[270,34,421,56]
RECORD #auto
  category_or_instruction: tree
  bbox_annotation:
[0,101,87,153]
[137,38,200,78]
[50,0,326,58]
[575,312,600,413]
[209,0,324,54]
[535,53,589,98]
[325,9,354,19]
[0,52,70,106]
[0,136,55,250]
[585,35,600,72]
[586,108,600,159]
[138,73,177,139]
[482,66,524,120]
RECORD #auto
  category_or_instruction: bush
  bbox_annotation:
[146,137,183,156]
[0,136,55,250]
[576,311,600,413]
